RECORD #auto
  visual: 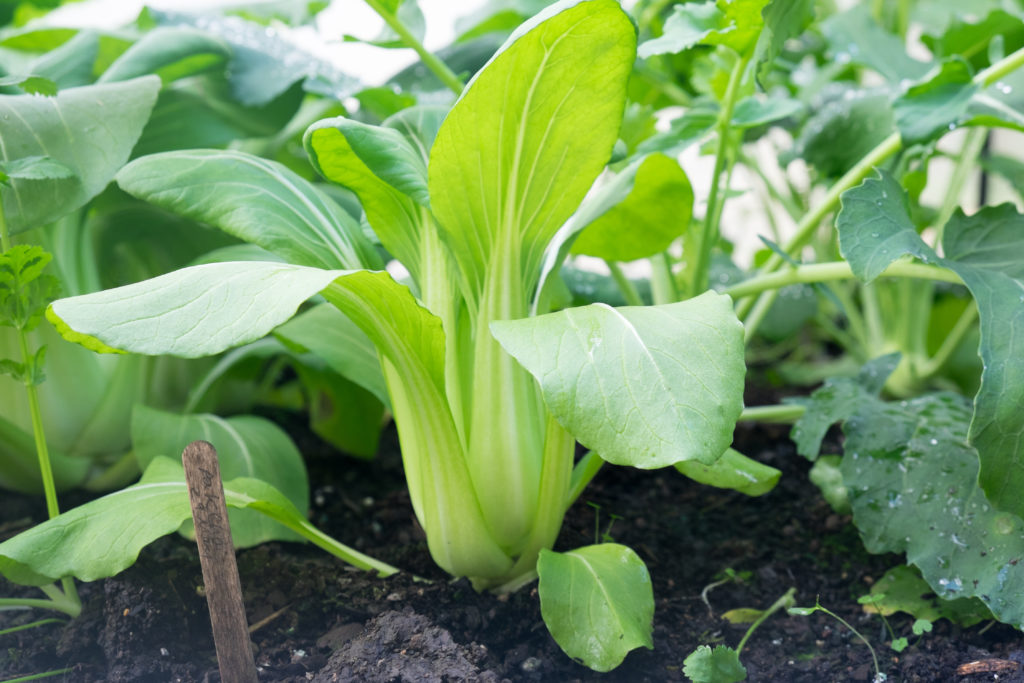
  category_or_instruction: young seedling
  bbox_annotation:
[788,597,887,683]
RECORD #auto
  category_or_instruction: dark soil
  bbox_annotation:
[2,416,1023,682]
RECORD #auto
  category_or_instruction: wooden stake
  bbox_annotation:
[182,440,259,683]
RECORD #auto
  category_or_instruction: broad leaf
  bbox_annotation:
[492,292,745,468]
[820,4,928,82]
[675,447,781,496]
[116,150,379,270]
[305,117,430,282]
[290,358,385,458]
[637,1,723,58]
[0,457,193,586]
[274,302,389,407]
[795,366,1024,628]
[150,10,360,105]
[731,94,804,129]
[755,0,815,84]
[0,76,160,235]
[836,172,932,282]
[131,405,309,547]
[0,456,385,587]
[28,31,98,89]
[570,154,693,262]
[428,0,636,300]
[837,175,1024,517]
[792,87,895,178]
[537,544,653,672]
[99,27,230,84]
[865,565,990,627]
[0,411,89,493]
[47,262,351,357]
[893,58,978,145]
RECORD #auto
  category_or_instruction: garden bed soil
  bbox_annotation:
[2,417,1023,682]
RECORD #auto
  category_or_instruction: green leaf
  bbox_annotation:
[792,88,895,178]
[798,373,1024,629]
[637,1,724,58]
[788,353,901,458]
[428,0,636,300]
[492,292,745,468]
[0,456,370,587]
[305,117,431,282]
[150,10,361,105]
[893,58,978,145]
[837,176,1024,518]
[570,154,693,262]
[836,171,934,282]
[116,150,379,270]
[537,544,654,672]
[0,76,161,235]
[864,565,990,627]
[345,0,426,49]
[290,358,384,459]
[0,75,57,96]
[46,261,350,357]
[0,245,61,332]
[820,4,928,82]
[921,9,1024,70]
[0,156,76,184]
[99,27,230,84]
[682,644,747,683]
[130,405,309,547]
[28,31,99,90]
[808,455,850,514]
[675,447,780,496]
[755,0,815,84]
[0,457,193,586]
[273,302,389,407]
[0,410,90,493]
[730,94,804,129]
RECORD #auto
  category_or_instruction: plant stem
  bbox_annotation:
[736,587,796,655]
[737,42,1024,329]
[362,0,464,96]
[606,261,645,306]
[935,127,987,246]
[690,51,751,295]
[738,404,806,423]
[0,668,73,682]
[649,252,679,305]
[568,451,604,509]
[917,302,979,379]
[0,618,66,636]
[0,596,79,617]
[724,260,963,299]
[735,132,903,321]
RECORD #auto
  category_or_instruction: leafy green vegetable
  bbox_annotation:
[537,544,654,672]
[676,447,780,496]
[0,456,396,587]
[130,405,309,546]
[837,173,1024,518]
[0,77,160,234]
[794,363,1024,628]
[492,293,744,469]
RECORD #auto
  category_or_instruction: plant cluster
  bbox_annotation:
[1,0,1024,678]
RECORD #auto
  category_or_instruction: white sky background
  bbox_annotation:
[46,0,488,86]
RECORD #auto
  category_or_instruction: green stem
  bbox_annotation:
[736,587,796,655]
[567,451,604,509]
[742,289,777,344]
[0,618,66,636]
[738,404,805,423]
[918,302,978,379]
[724,261,963,299]
[735,132,903,320]
[362,0,464,96]
[0,668,73,683]
[0,594,79,617]
[935,127,987,246]
[691,52,751,295]
[606,261,645,306]
[737,43,1024,328]
[650,252,679,305]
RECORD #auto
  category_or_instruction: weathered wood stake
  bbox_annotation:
[182,440,259,683]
